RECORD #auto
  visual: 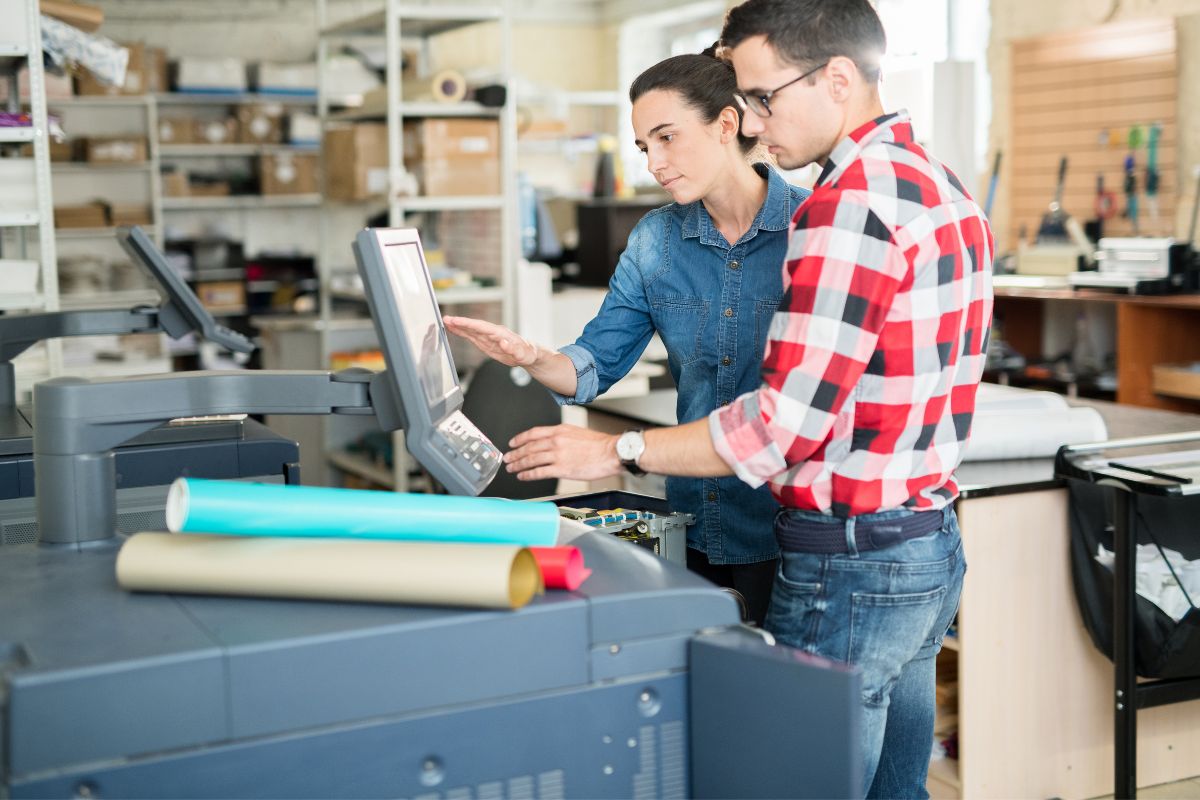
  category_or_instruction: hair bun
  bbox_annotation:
[700,40,721,58]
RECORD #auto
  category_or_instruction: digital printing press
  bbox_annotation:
[0,228,860,799]
[0,227,299,545]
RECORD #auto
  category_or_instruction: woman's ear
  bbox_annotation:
[718,105,741,144]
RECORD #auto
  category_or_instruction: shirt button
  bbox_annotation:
[723,307,733,318]
[722,356,732,366]
[729,260,741,270]
[707,491,717,502]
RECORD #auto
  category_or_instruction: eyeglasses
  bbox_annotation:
[734,61,829,118]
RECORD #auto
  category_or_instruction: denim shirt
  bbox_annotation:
[555,163,810,564]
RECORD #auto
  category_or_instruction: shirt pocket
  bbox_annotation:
[650,297,710,367]
[754,297,782,361]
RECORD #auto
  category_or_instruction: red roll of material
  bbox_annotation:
[530,546,592,591]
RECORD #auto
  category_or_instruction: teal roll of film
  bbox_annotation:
[166,478,559,546]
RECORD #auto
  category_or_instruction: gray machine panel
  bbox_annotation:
[0,530,741,790]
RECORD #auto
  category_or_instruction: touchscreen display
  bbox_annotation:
[383,242,457,405]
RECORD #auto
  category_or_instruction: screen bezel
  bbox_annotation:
[353,227,463,427]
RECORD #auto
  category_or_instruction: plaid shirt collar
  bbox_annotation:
[682,162,793,244]
[815,109,913,188]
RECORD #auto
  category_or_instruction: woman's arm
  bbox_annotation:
[443,316,579,397]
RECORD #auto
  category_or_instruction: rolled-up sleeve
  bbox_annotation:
[548,219,657,406]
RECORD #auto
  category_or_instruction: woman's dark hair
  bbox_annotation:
[721,0,886,83]
[629,47,756,154]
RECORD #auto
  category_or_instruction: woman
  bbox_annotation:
[444,49,809,626]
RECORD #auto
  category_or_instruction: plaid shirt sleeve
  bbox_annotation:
[709,188,908,488]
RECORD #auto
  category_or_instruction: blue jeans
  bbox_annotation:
[764,506,965,799]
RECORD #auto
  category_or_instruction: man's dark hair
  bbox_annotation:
[629,51,757,154]
[721,0,886,83]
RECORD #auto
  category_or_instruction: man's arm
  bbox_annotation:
[503,418,731,482]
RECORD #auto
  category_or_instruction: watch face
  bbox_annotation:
[617,431,643,461]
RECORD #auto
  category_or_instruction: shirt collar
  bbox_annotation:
[681,162,791,244]
[816,109,913,188]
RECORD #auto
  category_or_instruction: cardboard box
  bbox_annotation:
[158,116,194,145]
[261,152,318,195]
[162,170,188,197]
[55,202,108,229]
[22,139,77,161]
[0,68,73,102]
[85,136,147,164]
[193,117,239,146]
[108,205,153,226]
[411,159,500,197]
[254,62,317,96]
[77,41,146,96]
[237,104,284,144]
[176,57,246,94]
[196,280,245,312]
[145,46,169,94]
[323,123,388,201]
[287,111,320,146]
[403,118,500,196]
[187,180,231,197]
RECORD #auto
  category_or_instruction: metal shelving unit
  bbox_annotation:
[1,0,62,401]
[306,0,517,491]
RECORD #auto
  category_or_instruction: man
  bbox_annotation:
[503,0,993,795]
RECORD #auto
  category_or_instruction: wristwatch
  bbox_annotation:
[615,429,646,476]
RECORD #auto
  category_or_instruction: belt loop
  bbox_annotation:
[844,516,858,557]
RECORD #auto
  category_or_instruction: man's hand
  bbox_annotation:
[504,424,622,482]
[443,315,538,368]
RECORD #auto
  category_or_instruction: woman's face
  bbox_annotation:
[632,89,732,205]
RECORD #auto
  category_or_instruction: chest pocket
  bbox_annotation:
[650,297,710,367]
[754,297,782,361]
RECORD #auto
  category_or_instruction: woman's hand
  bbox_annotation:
[443,316,539,368]
[504,424,621,482]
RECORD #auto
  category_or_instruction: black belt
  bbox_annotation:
[775,508,946,555]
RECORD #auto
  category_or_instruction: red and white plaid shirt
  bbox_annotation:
[709,112,994,517]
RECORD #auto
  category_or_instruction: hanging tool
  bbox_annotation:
[1094,173,1117,220]
[1123,153,1139,235]
[1145,122,1162,227]
[1037,155,1070,242]
[983,150,1001,219]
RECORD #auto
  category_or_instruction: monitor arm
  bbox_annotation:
[33,369,393,549]
[0,307,160,408]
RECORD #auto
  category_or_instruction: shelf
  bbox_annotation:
[328,101,500,122]
[395,195,504,212]
[191,269,246,281]
[52,162,154,173]
[59,289,160,310]
[48,95,152,107]
[0,127,35,143]
[161,194,323,210]
[57,226,158,240]
[0,210,39,227]
[155,93,317,107]
[320,6,502,38]
[160,143,318,157]
[333,284,504,305]
[327,450,394,488]
[0,293,43,312]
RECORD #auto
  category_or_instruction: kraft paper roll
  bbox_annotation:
[530,546,591,591]
[116,533,543,609]
[402,69,467,103]
[166,478,559,546]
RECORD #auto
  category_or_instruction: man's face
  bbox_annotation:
[730,35,839,170]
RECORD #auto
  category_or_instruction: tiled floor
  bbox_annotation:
[1089,777,1200,799]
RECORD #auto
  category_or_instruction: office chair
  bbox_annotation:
[460,360,561,500]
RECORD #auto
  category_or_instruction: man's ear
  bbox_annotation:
[824,56,857,103]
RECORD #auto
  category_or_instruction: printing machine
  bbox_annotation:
[0,228,861,798]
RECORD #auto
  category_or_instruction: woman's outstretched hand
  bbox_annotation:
[443,316,539,368]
